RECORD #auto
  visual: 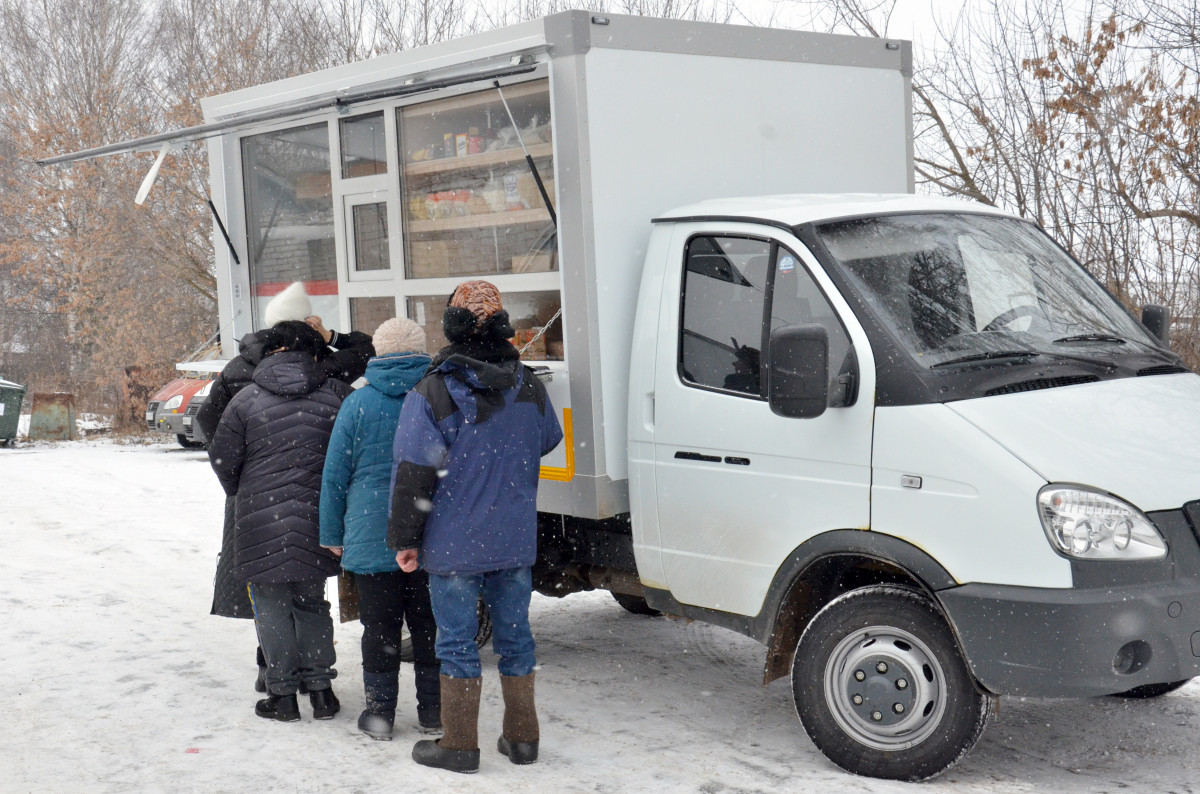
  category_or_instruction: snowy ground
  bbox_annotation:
[5,439,1200,793]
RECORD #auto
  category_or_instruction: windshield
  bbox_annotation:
[815,213,1157,368]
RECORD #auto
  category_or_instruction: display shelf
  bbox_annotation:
[405,143,553,176]
[408,208,551,234]
[400,80,548,118]
[401,271,561,297]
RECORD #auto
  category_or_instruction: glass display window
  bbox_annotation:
[349,296,396,334]
[241,122,337,325]
[340,112,387,179]
[398,80,556,280]
[406,290,563,362]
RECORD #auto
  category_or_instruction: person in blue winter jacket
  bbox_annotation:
[318,317,438,741]
[389,280,563,774]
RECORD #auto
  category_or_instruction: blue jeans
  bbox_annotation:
[427,567,536,679]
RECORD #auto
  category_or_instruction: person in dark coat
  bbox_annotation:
[209,320,351,723]
[319,318,439,741]
[197,281,374,694]
[389,280,563,773]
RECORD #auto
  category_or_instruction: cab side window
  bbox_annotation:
[679,236,772,398]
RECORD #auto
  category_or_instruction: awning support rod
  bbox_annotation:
[493,80,557,228]
[38,62,539,167]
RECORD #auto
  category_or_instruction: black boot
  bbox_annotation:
[359,670,398,740]
[309,688,341,720]
[255,693,300,722]
[412,676,480,774]
[414,662,442,735]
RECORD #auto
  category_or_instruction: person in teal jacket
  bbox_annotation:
[319,317,438,741]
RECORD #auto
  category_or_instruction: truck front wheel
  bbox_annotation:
[791,585,991,781]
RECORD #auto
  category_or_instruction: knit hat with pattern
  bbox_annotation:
[444,280,514,343]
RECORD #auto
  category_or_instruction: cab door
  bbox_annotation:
[650,226,875,616]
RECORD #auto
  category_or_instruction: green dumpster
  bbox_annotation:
[0,378,25,445]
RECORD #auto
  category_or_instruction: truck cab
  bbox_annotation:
[608,192,1200,779]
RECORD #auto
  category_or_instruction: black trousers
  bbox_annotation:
[356,569,437,673]
[356,569,439,716]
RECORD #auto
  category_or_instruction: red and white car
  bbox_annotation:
[146,361,227,448]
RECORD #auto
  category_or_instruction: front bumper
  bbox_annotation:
[939,577,1200,698]
[154,412,186,435]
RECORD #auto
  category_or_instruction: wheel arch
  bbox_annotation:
[761,530,958,685]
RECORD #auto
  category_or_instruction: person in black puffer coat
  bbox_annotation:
[208,320,351,723]
[197,282,373,694]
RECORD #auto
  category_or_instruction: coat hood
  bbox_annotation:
[252,350,328,396]
[364,353,431,398]
[438,354,522,424]
[236,329,273,369]
[948,373,1200,512]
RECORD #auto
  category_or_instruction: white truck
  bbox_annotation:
[42,10,1200,781]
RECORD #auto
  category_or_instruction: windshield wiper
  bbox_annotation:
[1053,334,1127,345]
[930,350,1040,369]
[1052,333,1182,364]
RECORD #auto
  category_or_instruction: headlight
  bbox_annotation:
[163,395,184,411]
[1038,485,1166,560]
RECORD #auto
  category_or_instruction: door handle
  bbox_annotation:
[674,451,722,463]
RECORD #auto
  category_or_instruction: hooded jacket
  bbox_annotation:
[209,351,351,584]
[195,327,374,442]
[319,352,431,574]
[387,337,563,575]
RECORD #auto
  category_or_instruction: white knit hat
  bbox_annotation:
[373,317,427,356]
[263,282,312,327]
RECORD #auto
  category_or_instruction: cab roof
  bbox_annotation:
[654,193,1016,228]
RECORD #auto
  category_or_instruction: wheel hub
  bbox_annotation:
[847,655,916,727]
[823,626,948,751]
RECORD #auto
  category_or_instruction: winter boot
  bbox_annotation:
[309,687,341,720]
[255,646,267,693]
[255,693,300,722]
[411,675,481,774]
[358,670,398,741]
[414,661,442,735]
[497,672,539,765]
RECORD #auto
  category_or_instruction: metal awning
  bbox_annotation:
[37,61,538,167]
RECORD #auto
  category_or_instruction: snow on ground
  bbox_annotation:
[4,439,1200,793]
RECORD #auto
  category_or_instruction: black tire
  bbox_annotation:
[399,597,493,663]
[792,585,991,782]
[176,434,206,449]
[1111,678,1192,699]
[612,591,662,616]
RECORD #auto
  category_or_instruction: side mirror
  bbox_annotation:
[1142,304,1171,347]
[767,324,828,418]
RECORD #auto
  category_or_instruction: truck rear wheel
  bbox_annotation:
[611,591,661,616]
[176,434,206,449]
[791,585,991,781]
[398,597,492,663]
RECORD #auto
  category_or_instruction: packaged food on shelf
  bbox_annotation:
[466,192,491,215]
[504,170,526,210]
[453,189,471,216]
[481,174,507,212]
[513,326,547,360]
[517,174,555,210]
